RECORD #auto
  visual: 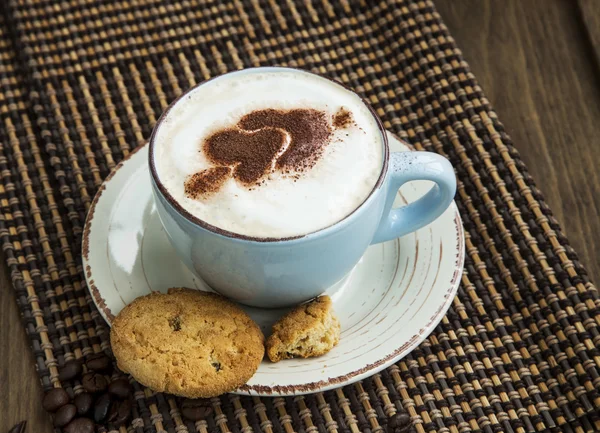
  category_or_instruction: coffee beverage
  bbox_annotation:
[150,67,456,307]
[153,69,384,238]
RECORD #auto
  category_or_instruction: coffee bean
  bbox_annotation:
[93,392,112,423]
[107,400,118,423]
[42,388,70,412]
[86,353,112,372]
[107,398,132,426]
[181,398,213,421]
[64,417,94,433]
[108,377,132,399]
[74,392,93,415]
[54,403,77,427]
[82,372,108,393]
[387,412,413,433]
[58,360,83,382]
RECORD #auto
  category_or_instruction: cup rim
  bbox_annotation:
[148,66,390,243]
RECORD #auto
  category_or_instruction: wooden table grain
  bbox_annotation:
[436,0,600,281]
[1,1,598,431]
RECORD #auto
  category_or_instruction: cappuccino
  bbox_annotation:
[153,69,384,238]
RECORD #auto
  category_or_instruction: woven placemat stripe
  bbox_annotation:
[1,1,599,432]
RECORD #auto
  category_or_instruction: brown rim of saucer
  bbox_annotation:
[148,67,390,243]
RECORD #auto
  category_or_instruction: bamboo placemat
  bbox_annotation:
[1,0,599,432]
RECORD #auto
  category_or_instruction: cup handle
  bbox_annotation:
[371,151,457,244]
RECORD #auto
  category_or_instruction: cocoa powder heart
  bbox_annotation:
[184,166,232,199]
[239,108,331,171]
[184,108,333,199]
[205,127,287,184]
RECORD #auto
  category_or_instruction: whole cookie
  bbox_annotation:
[110,288,264,398]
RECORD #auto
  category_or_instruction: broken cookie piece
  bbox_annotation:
[266,295,340,362]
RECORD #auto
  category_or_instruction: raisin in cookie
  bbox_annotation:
[110,288,264,398]
[266,295,340,362]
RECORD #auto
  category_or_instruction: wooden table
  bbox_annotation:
[436,0,600,281]
[1,1,598,431]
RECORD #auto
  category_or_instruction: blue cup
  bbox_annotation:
[150,68,457,308]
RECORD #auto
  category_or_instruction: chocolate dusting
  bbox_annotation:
[204,128,287,184]
[333,107,353,129]
[238,108,331,171]
[184,108,333,200]
[184,166,231,199]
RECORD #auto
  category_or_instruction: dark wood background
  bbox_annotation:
[1,1,598,431]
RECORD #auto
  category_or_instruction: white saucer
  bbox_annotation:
[82,132,464,396]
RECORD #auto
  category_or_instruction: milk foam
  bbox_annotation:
[153,69,384,238]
